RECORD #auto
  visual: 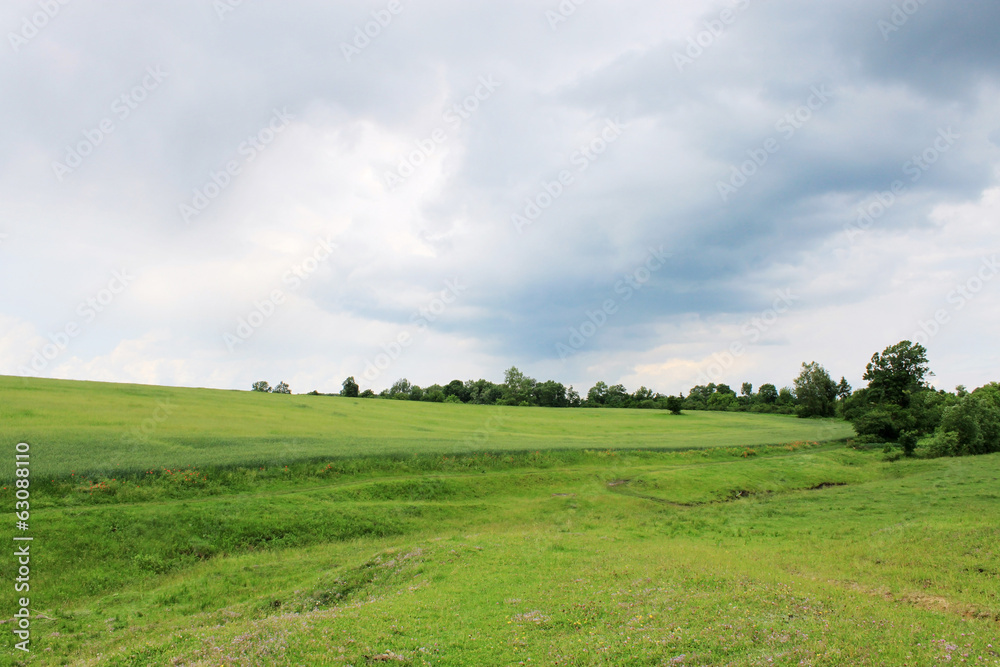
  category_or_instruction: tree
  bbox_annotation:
[466,379,503,405]
[502,366,536,405]
[341,376,359,398]
[534,380,568,407]
[567,385,582,408]
[741,382,753,397]
[707,390,737,411]
[836,377,852,400]
[793,362,837,418]
[633,386,655,403]
[936,386,1000,456]
[273,381,291,394]
[423,384,445,402]
[252,380,271,393]
[665,395,684,415]
[606,384,629,408]
[863,341,931,408]
[777,387,796,409]
[586,381,609,407]
[705,384,737,411]
[852,407,902,442]
[443,379,470,403]
[847,342,938,443]
[388,378,412,399]
[757,383,778,405]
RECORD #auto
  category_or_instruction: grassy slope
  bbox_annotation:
[8,446,999,666]
[2,377,998,666]
[0,376,851,477]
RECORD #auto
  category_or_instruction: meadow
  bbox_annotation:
[1,376,998,666]
[0,376,851,478]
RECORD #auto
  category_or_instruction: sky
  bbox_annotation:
[1,0,999,397]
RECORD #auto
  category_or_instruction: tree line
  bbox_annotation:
[253,339,999,458]
[316,362,844,417]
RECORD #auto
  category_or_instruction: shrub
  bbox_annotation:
[897,431,918,457]
[852,408,899,442]
[926,430,960,458]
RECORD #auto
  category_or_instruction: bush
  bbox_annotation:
[443,395,461,404]
[926,430,960,458]
[852,409,899,442]
[897,431,918,457]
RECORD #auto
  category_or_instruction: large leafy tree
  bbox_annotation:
[933,384,1000,456]
[756,383,778,405]
[606,384,629,408]
[443,379,470,403]
[863,341,931,408]
[534,380,568,408]
[586,381,609,406]
[340,376,359,398]
[793,362,838,418]
[388,378,412,399]
[847,341,940,446]
[502,366,536,405]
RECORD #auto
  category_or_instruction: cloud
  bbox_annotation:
[1,0,998,395]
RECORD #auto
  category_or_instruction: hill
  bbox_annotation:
[3,376,997,665]
[0,375,851,477]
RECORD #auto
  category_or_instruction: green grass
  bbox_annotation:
[0,375,851,478]
[2,376,998,666]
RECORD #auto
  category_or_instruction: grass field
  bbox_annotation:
[0,376,851,478]
[2,376,999,666]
